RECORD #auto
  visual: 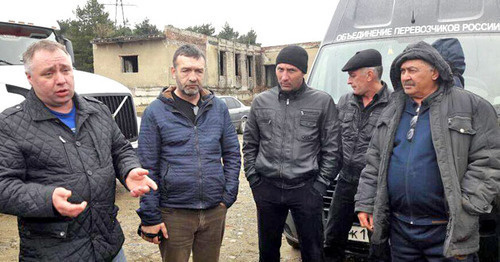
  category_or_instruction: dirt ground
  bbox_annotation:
[0,135,302,261]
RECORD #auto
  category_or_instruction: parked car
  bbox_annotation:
[218,96,250,134]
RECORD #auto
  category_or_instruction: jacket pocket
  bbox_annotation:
[20,220,69,239]
[340,111,355,136]
[448,116,476,135]
[161,164,171,195]
[447,115,474,171]
[452,210,479,243]
[367,112,381,127]
[92,203,120,234]
[361,112,381,139]
[107,205,119,231]
[342,111,355,122]
[257,118,273,140]
[58,135,74,173]
[164,133,190,146]
[255,109,275,141]
[297,109,320,142]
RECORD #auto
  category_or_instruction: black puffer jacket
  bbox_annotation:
[243,82,342,194]
[0,90,140,261]
[336,82,391,181]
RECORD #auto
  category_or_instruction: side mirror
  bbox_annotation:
[61,37,76,67]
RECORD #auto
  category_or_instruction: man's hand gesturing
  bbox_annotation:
[126,168,158,197]
[52,187,87,217]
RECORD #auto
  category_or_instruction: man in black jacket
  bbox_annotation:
[243,45,342,262]
[324,49,391,261]
[0,40,157,261]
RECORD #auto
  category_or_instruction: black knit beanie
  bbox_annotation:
[276,45,308,74]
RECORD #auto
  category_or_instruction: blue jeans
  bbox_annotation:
[390,217,478,261]
[111,248,127,262]
[252,178,325,262]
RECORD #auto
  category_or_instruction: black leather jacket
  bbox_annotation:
[336,82,391,182]
[243,81,342,194]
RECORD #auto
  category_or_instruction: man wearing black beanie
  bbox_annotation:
[243,45,342,262]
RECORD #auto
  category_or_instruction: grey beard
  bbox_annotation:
[181,87,199,96]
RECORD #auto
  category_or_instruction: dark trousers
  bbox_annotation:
[390,217,478,262]
[252,179,325,262]
[324,175,358,261]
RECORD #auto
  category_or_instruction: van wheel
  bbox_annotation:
[286,236,300,249]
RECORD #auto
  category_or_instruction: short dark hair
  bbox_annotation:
[23,40,70,73]
[172,44,206,68]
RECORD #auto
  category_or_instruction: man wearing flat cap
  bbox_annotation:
[324,49,391,261]
[243,45,342,262]
[356,41,500,260]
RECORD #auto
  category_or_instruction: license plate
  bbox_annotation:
[348,225,369,243]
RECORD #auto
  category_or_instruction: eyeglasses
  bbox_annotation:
[406,106,420,142]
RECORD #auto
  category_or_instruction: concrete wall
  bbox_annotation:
[93,37,170,89]
[261,41,321,80]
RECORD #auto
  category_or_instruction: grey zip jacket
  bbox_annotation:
[354,41,500,257]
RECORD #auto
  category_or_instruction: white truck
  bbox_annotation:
[0,20,138,147]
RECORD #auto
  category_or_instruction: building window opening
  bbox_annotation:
[122,55,138,73]
[265,65,278,87]
[219,51,226,76]
[235,53,241,76]
[247,55,253,77]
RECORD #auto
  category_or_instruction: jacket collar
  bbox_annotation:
[25,89,98,122]
[353,81,391,107]
[158,86,214,105]
[278,79,308,100]
[376,81,391,104]
[420,83,445,107]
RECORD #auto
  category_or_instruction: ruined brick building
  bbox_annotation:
[92,26,319,114]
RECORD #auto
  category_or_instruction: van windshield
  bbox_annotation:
[308,35,500,111]
[0,23,57,65]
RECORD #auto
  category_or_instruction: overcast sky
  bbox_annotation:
[2,0,340,46]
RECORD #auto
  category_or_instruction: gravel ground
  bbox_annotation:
[0,135,302,261]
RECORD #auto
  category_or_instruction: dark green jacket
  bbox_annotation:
[355,41,500,257]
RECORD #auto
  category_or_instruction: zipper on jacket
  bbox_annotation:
[194,126,203,208]
[278,98,290,182]
[169,100,211,208]
[405,132,416,225]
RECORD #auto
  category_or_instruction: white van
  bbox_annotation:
[0,20,138,147]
